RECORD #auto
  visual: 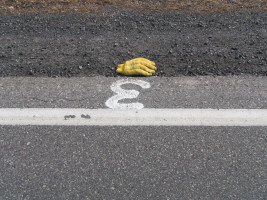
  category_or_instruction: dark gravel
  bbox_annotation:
[0,10,266,77]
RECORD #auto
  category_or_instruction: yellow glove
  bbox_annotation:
[116,58,157,76]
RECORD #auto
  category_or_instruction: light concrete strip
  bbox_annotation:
[0,108,267,126]
[1,76,267,109]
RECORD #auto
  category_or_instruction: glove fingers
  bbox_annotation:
[138,58,156,66]
[137,65,156,73]
[136,58,156,65]
[132,69,153,76]
[131,58,156,66]
[139,61,157,70]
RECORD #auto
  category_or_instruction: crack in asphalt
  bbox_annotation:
[31,97,90,103]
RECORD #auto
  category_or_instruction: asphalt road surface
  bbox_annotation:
[0,76,266,199]
[1,126,266,199]
[0,9,267,200]
[0,11,266,77]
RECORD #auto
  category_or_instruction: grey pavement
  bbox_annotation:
[0,76,267,109]
[0,76,266,199]
[0,126,266,199]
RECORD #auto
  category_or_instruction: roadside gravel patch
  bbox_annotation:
[0,10,266,77]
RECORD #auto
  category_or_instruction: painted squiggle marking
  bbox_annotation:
[105,79,151,109]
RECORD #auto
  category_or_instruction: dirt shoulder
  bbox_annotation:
[1,0,266,15]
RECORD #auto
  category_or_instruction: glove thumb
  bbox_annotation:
[116,64,124,73]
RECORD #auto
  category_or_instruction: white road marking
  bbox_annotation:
[0,108,267,126]
[105,79,151,109]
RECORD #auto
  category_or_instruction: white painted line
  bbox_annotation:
[0,108,267,126]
